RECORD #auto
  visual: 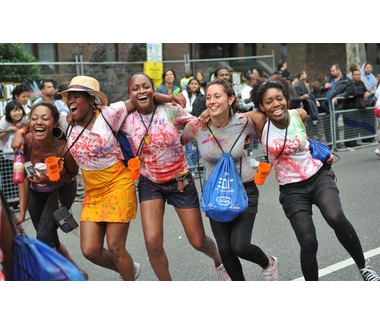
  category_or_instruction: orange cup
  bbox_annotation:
[45,156,63,182]
[128,157,141,180]
[254,161,272,185]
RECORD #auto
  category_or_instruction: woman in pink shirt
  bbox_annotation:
[124,73,229,281]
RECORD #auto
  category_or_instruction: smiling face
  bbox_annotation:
[29,105,56,140]
[259,88,288,123]
[9,107,24,123]
[164,70,175,84]
[67,91,94,124]
[206,84,235,120]
[128,74,155,114]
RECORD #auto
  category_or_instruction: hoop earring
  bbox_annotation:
[53,126,64,139]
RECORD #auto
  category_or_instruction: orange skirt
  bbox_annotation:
[80,160,137,223]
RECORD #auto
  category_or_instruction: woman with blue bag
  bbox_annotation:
[181,79,279,281]
[248,75,380,281]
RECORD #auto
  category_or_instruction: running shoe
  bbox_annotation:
[360,266,380,281]
[118,262,141,280]
[216,264,231,281]
[134,262,141,280]
[262,256,279,281]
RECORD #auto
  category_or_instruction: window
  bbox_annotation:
[22,43,57,72]
[281,44,287,61]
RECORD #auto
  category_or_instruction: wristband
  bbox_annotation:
[17,129,26,137]
[167,95,173,103]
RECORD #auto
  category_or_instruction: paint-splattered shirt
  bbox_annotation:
[59,101,126,170]
[261,109,322,185]
[122,103,195,184]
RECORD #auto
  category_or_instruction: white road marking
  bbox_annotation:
[292,247,380,281]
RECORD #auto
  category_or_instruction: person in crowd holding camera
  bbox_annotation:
[14,101,87,279]
[182,79,279,281]
[124,72,230,281]
[247,75,380,281]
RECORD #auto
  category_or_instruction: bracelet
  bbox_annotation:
[167,95,173,103]
[17,129,26,137]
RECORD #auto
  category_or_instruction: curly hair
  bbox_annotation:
[250,75,291,110]
[206,79,239,113]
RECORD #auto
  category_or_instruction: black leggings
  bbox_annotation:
[209,185,269,281]
[28,180,77,249]
[289,187,365,281]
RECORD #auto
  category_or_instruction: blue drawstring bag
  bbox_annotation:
[201,153,248,222]
[308,138,331,170]
[101,110,135,166]
[10,233,86,281]
[200,117,249,222]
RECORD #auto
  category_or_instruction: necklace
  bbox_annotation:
[137,106,157,156]
[208,118,230,140]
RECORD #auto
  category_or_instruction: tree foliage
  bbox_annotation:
[0,44,42,82]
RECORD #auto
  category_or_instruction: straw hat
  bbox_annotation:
[59,76,108,106]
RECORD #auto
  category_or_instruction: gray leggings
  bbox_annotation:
[28,180,77,249]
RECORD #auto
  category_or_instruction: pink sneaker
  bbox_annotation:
[216,264,231,281]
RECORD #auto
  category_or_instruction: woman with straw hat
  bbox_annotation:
[57,75,140,280]
[12,75,186,280]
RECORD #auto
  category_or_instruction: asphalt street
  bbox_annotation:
[5,142,380,324]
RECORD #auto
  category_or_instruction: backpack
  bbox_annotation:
[200,118,249,222]
[101,110,135,166]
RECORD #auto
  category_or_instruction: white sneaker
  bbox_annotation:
[360,266,380,281]
[134,262,141,280]
[262,256,279,281]
[216,264,232,281]
[118,262,141,280]
[375,148,380,157]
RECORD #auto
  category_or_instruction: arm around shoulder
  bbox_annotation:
[244,110,266,133]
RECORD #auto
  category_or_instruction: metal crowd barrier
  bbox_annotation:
[0,149,19,209]
[331,96,378,151]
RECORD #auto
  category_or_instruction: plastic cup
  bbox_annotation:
[45,156,63,182]
[128,157,141,180]
[254,161,272,185]
[35,163,47,186]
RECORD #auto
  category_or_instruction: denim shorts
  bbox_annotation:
[279,168,338,218]
[138,174,200,208]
